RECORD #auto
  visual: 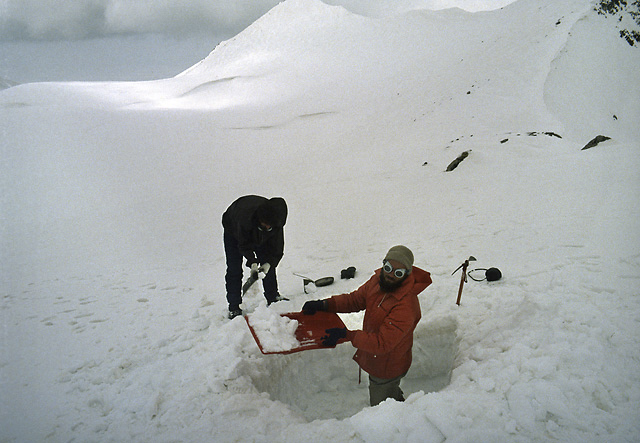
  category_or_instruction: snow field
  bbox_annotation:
[2,0,640,441]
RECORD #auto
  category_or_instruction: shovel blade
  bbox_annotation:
[245,311,348,355]
[242,272,259,295]
[314,277,334,287]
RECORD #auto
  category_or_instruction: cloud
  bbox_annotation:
[0,0,281,41]
[0,0,516,41]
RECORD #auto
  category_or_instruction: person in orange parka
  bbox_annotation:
[302,245,432,406]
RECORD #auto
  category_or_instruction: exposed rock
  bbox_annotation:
[581,135,611,150]
[446,150,470,172]
[523,131,562,138]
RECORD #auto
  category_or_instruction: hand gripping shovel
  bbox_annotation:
[242,264,272,295]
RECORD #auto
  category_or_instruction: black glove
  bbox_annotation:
[341,266,356,279]
[302,300,327,315]
[322,328,347,347]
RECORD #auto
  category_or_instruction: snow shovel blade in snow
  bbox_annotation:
[242,271,259,295]
[244,311,348,355]
[292,273,334,287]
[310,276,334,286]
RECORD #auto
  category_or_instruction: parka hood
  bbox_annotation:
[256,197,288,228]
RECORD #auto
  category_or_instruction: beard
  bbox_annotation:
[379,271,407,292]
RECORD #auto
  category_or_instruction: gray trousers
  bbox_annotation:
[368,373,406,406]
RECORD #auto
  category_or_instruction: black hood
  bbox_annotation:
[256,197,288,228]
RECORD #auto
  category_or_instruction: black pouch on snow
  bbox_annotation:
[485,267,502,281]
[469,267,502,282]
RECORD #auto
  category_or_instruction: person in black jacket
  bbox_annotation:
[222,195,288,319]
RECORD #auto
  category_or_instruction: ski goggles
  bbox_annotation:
[382,260,408,279]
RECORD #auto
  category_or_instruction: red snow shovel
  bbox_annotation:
[244,311,348,355]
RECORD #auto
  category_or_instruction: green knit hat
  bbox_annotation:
[384,245,414,272]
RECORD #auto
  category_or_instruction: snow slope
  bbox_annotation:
[1,0,639,441]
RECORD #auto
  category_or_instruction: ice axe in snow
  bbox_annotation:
[452,256,476,305]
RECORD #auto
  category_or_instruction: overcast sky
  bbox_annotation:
[0,0,517,83]
[0,0,517,41]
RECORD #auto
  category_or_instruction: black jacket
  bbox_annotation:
[222,195,287,267]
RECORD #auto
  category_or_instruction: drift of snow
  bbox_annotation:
[1,0,639,442]
[246,304,301,353]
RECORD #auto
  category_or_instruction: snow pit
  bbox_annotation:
[240,315,459,421]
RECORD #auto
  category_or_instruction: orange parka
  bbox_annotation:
[327,266,432,379]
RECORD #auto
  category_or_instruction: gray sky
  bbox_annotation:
[0,0,517,41]
[0,0,275,41]
[0,0,517,83]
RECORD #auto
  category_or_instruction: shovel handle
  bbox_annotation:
[293,272,312,280]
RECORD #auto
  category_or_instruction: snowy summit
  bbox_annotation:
[1,0,639,442]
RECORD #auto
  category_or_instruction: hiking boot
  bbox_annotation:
[228,307,243,319]
[266,295,289,306]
